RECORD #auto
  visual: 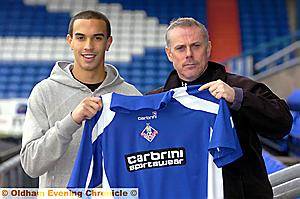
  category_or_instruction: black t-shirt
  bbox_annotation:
[71,70,102,92]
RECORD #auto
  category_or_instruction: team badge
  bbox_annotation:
[140,122,158,142]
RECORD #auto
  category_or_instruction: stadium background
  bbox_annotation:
[0,0,299,197]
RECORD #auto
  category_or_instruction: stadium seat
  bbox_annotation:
[0,0,292,95]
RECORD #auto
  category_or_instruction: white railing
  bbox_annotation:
[254,41,300,72]
[226,40,300,78]
[269,163,300,198]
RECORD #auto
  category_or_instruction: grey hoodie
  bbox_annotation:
[20,61,141,187]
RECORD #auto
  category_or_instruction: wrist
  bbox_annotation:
[229,87,243,111]
[71,112,82,125]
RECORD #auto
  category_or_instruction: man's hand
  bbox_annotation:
[199,79,235,103]
[71,97,102,124]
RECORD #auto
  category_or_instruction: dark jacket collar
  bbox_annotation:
[164,61,227,91]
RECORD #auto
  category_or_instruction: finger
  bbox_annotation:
[92,97,103,109]
[88,96,102,103]
[198,81,218,91]
[211,89,219,97]
[82,105,98,118]
[85,112,97,120]
[213,87,225,96]
[208,82,221,93]
[215,92,223,100]
[211,80,229,94]
[83,96,101,107]
[86,100,102,112]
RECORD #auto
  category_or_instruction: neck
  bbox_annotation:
[72,64,106,84]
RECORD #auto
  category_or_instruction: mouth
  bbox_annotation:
[183,63,197,67]
[81,53,96,62]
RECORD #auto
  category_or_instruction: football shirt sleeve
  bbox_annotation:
[67,110,103,188]
[208,99,243,167]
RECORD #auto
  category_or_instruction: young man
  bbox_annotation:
[148,18,292,198]
[20,10,141,188]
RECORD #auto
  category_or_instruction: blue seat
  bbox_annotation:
[6,91,18,98]
[238,0,290,55]
[0,67,10,75]
[0,84,6,91]
[99,0,206,25]
[38,68,51,76]
[7,84,19,92]
[20,83,33,92]
[262,150,286,174]
[22,76,37,84]
[19,92,30,98]
[0,76,8,84]
[9,75,22,83]
[11,67,23,75]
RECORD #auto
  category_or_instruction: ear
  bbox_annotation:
[66,34,73,48]
[206,41,212,58]
[165,46,173,62]
[105,36,113,51]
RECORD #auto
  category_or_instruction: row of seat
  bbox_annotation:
[238,0,290,52]
[99,0,206,24]
[0,0,293,97]
[0,50,171,97]
[0,35,167,62]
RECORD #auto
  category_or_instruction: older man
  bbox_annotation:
[149,17,292,199]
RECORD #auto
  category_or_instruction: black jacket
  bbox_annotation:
[148,61,293,199]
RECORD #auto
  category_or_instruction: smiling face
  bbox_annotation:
[165,25,211,82]
[66,18,112,74]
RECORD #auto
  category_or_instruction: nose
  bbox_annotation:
[186,46,192,58]
[84,38,93,51]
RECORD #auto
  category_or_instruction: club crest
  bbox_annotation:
[140,122,158,142]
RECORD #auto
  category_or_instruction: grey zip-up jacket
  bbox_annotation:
[20,61,141,187]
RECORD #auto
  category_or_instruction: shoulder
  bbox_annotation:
[145,87,165,95]
[208,61,260,89]
[26,79,50,111]
[116,81,142,96]
[28,77,64,107]
[226,72,267,91]
[29,78,51,98]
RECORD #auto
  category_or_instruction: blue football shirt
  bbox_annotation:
[68,85,242,199]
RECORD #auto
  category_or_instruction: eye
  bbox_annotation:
[175,46,185,52]
[95,36,103,41]
[76,36,84,41]
[190,43,201,50]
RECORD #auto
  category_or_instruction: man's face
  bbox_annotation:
[165,26,211,82]
[67,19,112,72]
